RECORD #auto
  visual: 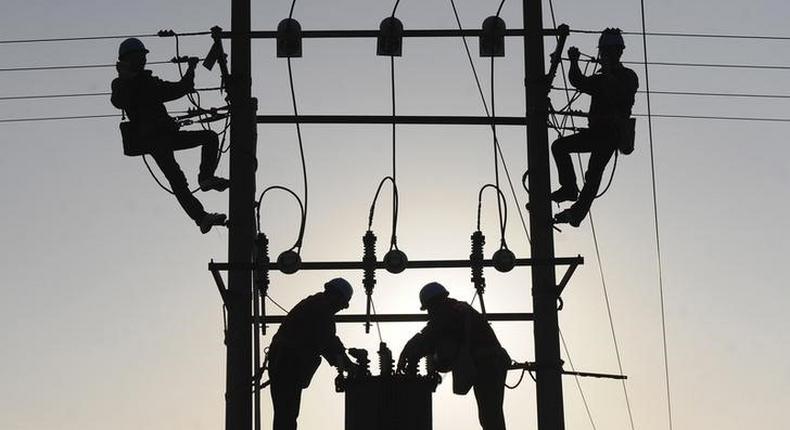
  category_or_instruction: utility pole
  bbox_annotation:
[227,0,255,429]
[523,0,565,429]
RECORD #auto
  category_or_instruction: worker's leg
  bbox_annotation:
[551,131,595,191]
[150,149,206,225]
[571,142,616,221]
[171,130,221,181]
[473,360,508,430]
[269,354,303,430]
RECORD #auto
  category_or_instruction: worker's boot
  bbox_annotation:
[200,212,227,234]
[199,176,230,192]
[554,207,583,228]
[550,186,579,203]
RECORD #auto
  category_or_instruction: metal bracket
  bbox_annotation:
[545,24,570,94]
[509,361,627,380]
[210,259,229,305]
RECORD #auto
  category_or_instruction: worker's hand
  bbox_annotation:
[187,56,200,69]
[567,46,580,62]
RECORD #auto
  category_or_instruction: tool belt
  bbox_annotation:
[616,117,636,155]
[119,121,150,157]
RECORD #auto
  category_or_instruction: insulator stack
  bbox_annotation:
[362,230,378,333]
[470,230,488,316]
[378,342,394,377]
[253,233,270,334]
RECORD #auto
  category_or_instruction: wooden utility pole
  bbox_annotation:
[523,0,566,429]
[227,0,255,429]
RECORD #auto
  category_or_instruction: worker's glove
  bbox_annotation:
[567,46,580,62]
[187,56,200,69]
[396,335,421,374]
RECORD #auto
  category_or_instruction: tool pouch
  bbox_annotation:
[617,117,636,155]
[119,121,149,156]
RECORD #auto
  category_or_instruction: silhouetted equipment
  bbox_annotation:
[470,230,487,315]
[203,26,230,92]
[381,249,406,273]
[480,16,506,57]
[546,24,570,96]
[362,230,377,333]
[276,250,302,274]
[377,17,404,57]
[119,121,147,156]
[277,18,303,58]
[338,343,439,430]
[492,247,516,272]
[253,233,270,335]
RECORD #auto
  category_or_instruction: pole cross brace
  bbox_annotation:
[210,259,230,305]
[217,28,568,40]
[208,256,583,273]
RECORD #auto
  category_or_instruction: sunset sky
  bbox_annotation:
[1,1,788,429]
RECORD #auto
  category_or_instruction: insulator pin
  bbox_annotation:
[277,18,303,58]
[480,16,506,57]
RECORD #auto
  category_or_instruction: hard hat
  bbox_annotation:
[119,38,149,59]
[598,28,625,48]
[324,278,353,304]
[419,282,449,310]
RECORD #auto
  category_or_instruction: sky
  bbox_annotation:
[1,1,789,430]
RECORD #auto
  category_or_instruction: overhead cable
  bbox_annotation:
[0,60,171,72]
[639,2,674,430]
[0,87,221,101]
[569,28,790,41]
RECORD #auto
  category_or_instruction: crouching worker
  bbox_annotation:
[268,278,361,430]
[110,38,229,234]
[397,282,511,430]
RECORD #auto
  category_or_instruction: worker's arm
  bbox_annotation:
[567,47,596,94]
[155,60,197,103]
[110,78,128,110]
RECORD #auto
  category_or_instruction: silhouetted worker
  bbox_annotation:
[267,278,361,430]
[397,282,511,430]
[110,38,229,234]
[551,28,639,227]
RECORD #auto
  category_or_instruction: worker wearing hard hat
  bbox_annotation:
[397,282,511,430]
[110,38,228,234]
[267,278,361,430]
[551,28,639,227]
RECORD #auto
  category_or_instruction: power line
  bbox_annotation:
[0,87,221,101]
[5,111,790,124]
[553,87,790,100]
[0,31,210,45]
[621,60,790,71]
[570,28,790,41]
[0,61,171,72]
[638,3,674,430]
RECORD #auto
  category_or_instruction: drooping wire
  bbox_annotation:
[286,56,310,254]
[495,0,507,17]
[368,177,400,250]
[639,1,673,429]
[369,296,384,343]
[266,294,290,313]
[490,58,506,243]
[256,185,306,251]
[448,0,531,245]
[391,0,401,17]
[477,184,508,244]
